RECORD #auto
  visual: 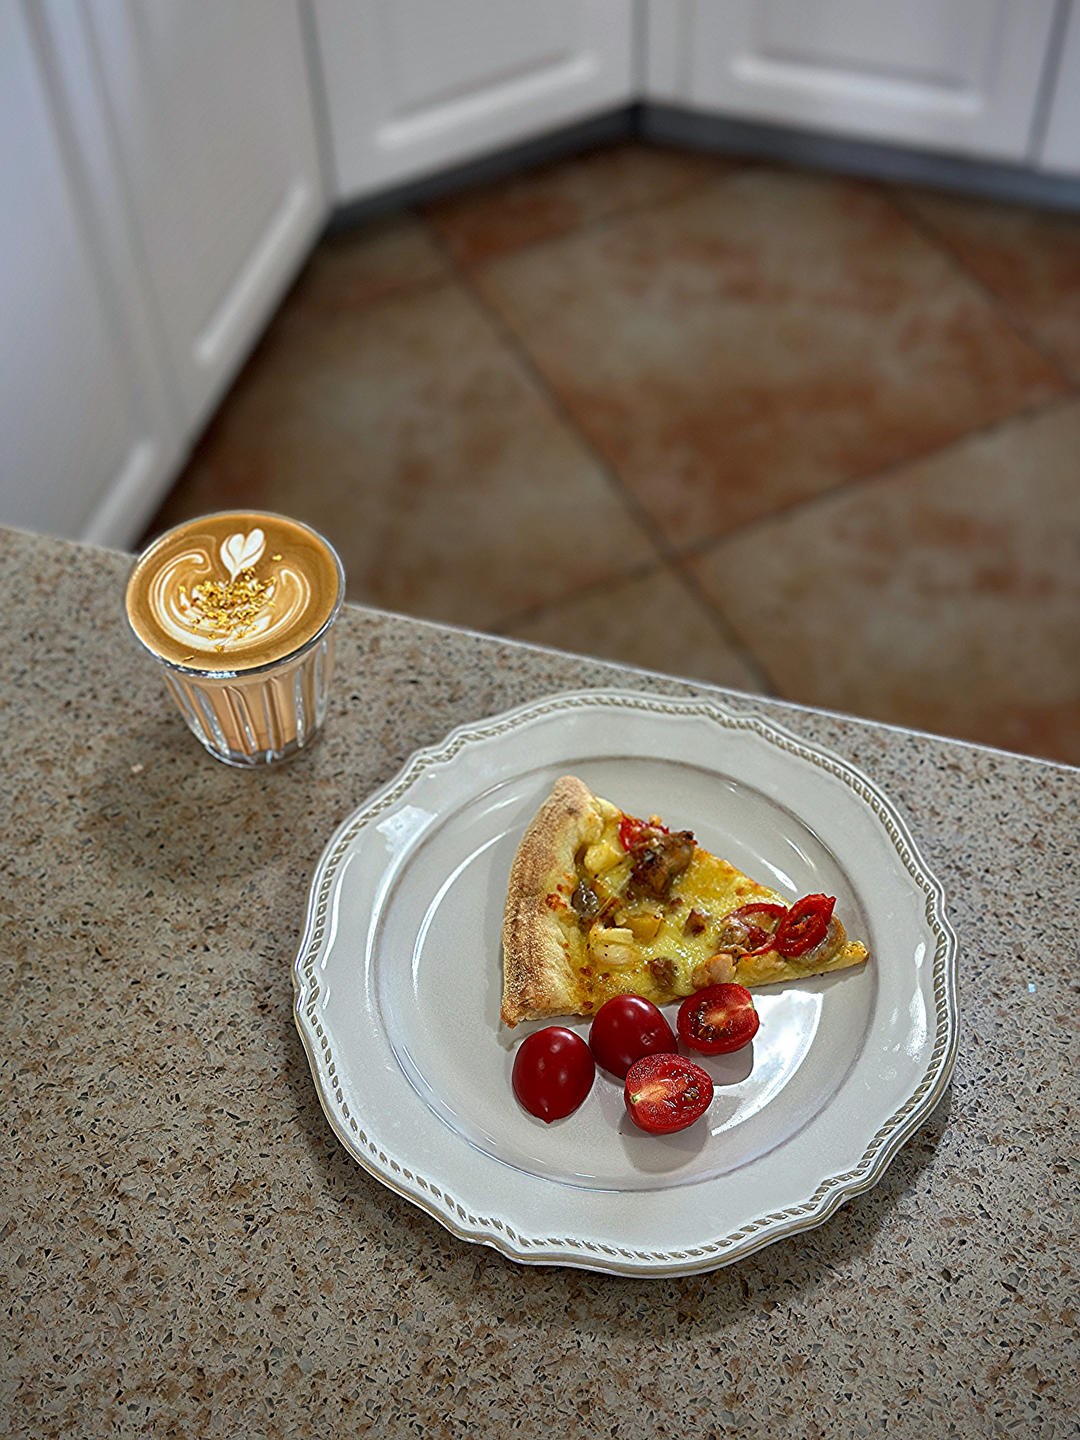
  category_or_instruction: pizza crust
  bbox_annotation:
[500,775,602,1027]
[733,922,868,987]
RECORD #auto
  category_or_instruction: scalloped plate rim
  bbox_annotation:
[291,688,959,1275]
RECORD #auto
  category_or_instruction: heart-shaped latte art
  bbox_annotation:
[221,528,266,581]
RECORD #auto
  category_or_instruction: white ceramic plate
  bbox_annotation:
[293,690,958,1276]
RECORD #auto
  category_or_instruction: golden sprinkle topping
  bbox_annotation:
[187,567,274,646]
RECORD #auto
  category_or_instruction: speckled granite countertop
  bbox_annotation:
[2,526,1077,1439]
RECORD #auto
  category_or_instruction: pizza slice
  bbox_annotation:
[501,775,869,1027]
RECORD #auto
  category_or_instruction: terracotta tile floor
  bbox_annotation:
[145,141,1080,767]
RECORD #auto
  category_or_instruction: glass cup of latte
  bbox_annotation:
[125,511,345,766]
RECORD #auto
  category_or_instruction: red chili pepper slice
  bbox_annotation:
[618,813,668,853]
[743,931,780,957]
[723,901,789,956]
[774,894,835,957]
[725,902,789,925]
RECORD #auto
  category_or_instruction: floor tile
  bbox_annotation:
[281,212,451,316]
[687,399,1080,765]
[148,279,657,630]
[421,140,741,266]
[499,565,764,692]
[473,168,1067,548]
[898,187,1080,382]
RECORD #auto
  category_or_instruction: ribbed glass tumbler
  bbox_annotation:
[125,511,345,767]
[158,629,339,767]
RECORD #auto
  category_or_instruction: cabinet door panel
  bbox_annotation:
[649,0,1057,162]
[1039,0,1080,175]
[0,1,174,542]
[312,0,634,201]
[86,0,324,431]
[385,1,580,110]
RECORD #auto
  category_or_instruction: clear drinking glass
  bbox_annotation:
[125,511,345,767]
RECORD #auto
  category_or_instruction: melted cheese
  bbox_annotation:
[563,815,784,1012]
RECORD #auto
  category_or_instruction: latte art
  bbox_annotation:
[126,512,343,672]
[146,537,312,657]
[220,527,266,580]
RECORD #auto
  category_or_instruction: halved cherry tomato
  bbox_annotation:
[512,1027,594,1123]
[775,893,835,957]
[722,901,789,955]
[588,994,677,1079]
[677,982,760,1055]
[618,813,667,853]
[624,1053,714,1134]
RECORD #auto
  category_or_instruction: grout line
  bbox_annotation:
[884,186,1079,391]
[666,559,781,697]
[423,217,778,695]
[487,556,669,633]
[413,162,1075,713]
[421,217,671,559]
[486,553,780,700]
[668,389,1080,566]
[485,551,779,699]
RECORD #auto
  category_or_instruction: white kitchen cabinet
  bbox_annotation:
[311,0,635,201]
[646,0,1060,163]
[6,0,1079,549]
[0,1,178,545]
[84,0,325,438]
[1039,0,1080,175]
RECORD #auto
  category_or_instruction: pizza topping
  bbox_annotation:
[588,925,638,968]
[582,838,623,876]
[678,983,760,1055]
[682,907,710,936]
[570,879,601,921]
[788,915,843,967]
[775,894,836,957]
[618,813,667,853]
[628,829,696,900]
[718,901,788,954]
[624,1053,714,1134]
[625,909,663,942]
[647,956,677,990]
[690,951,737,989]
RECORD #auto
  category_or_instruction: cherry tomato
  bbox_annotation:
[775,894,835,956]
[512,1027,595,1123]
[588,994,677,1079]
[677,983,760,1055]
[624,1053,714,1134]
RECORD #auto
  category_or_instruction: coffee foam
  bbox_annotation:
[126,512,343,671]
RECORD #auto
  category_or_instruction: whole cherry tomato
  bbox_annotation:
[512,1027,595,1123]
[588,994,677,1079]
[624,1053,714,1134]
[677,982,760,1055]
